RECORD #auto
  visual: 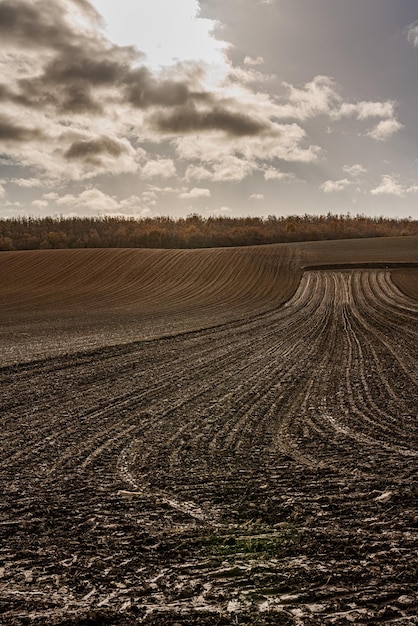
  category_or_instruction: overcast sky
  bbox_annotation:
[1,0,418,219]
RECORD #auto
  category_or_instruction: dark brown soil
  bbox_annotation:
[1,241,417,625]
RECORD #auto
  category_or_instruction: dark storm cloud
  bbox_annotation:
[64,136,128,162]
[15,72,103,114]
[60,84,104,114]
[15,56,208,116]
[125,67,209,109]
[44,54,128,86]
[1,0,220,119]
[0,0,121,113]
[0,0,79,51]
[0,0,205,111]
[39,53,128,113]
[0,83,46,110]
[152,104,269,136]
[12,49,211,116]
[0,116,43,142]
[0,0,270,137]
[0,85,13,101]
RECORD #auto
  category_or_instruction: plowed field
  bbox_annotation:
[1,237,417,625]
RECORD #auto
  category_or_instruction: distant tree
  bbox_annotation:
[0,214,416,251]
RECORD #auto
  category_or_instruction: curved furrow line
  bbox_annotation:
[363,340,413,405]
[269,271,417,469]
[1,380,165,470]
[116,441,217,525]
[272,382,329,469]
[2,244,418,624]
[223,289,334,459]
[149,275,332,477]
[124,274,320,409]
[111,274,329,504]
[64,316,304,484]
[341,290,414,431]
[4,267,413,493]
[0,264,303,403]
[77,424,138,473]
[122,344,292,489]
[269,274,342,468]
[375,271,418,313]
[344,312,417,431]
[355,271,418,342]
[358,276,418,350]
[335,305,417,455]
[3,292,314,464]
[1,320,280,474]
[0,246,299,319]
[4,346,236,478]
[278,273,350,458]
[286,273,382,468]
[205,314,329,457]
[373,270,418,313]
[313,272,418,460]
[349,274,418,381]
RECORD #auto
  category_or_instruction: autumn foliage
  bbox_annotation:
[0,213,416,251]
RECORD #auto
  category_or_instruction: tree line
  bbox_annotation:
[0,213,416,251]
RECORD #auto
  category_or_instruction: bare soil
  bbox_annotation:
[0,237,417,624]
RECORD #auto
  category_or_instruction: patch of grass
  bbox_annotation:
[201,528,297,558]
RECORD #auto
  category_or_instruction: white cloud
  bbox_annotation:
[176,123,320,166]
[0,0,288,187]
[179,187,211,199]
[333,100,402,142]
[185,157,258,182]
[42,192,59,201]
[406,21,418,47]
[371,175,404,196]
[0,183,5,197]
[55,188,119,212]
[370,175,418,197]
[250,193,264,200]
[343,164,367,178]
[213,157,258,181]
[141,159,176,178]
[35,188,147,216]
[337,100,396,120]
[275,75,341,120]
[271,78,402,144]
[366,118,403,141]
[240,128,320,163]
[209,206,232,215]
[185,165,212,181]
[141,190,158,203]
[0,115,141,181]
[320,179,351,193]
[227,66,275,84]
[119,196,150,215]
[244,56,264,66]
[147,185,187,194]
[264,167,295,181]
[9,177,45,188]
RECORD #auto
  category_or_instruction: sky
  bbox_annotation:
[1,0,418,220]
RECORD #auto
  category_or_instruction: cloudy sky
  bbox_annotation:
[1,0,418,219]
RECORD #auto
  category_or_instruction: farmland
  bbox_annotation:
[0,236,417,624]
